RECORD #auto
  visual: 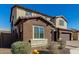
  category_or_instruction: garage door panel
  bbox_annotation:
[60,33,70,41]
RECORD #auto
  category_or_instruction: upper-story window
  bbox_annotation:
[26,12,32,16]
[14,15,16,20]
[59,20,64,26]
[12,15,16,20]
[33,26,44,39]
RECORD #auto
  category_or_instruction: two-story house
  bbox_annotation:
[10,5,57,49]
[10,5,73,50]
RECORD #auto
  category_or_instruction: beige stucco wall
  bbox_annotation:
[12,8,26,24]
[16,8,26,19]
[55,17,67,29]
[11,7,17,24]
[13,7,51,24]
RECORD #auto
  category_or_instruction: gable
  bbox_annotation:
[14,16,56,29]
[55,16,67,29]
[11,5,53,25]
[11,5,53,18]
[55,16,68,23]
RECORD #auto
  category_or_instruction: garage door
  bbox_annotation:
[60,33,71,41]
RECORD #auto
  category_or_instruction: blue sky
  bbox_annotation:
[0,4,79,30]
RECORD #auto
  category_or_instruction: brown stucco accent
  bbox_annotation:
[13,16,55,48]
[14,16,56,28]
[23,18,54,46]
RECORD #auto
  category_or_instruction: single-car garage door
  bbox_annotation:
[60,32,71,41]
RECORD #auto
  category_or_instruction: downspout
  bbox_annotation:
[57,28,59,41]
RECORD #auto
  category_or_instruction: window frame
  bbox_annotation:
[33,25,45,40]
[59,20,64,26]
[26,12,32,16]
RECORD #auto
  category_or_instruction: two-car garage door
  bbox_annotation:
[60,32,71,41]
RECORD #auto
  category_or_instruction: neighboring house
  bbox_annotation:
[10,5,78,49]
[71,29,79,40]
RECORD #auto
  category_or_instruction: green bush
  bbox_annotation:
[11,41,31,54]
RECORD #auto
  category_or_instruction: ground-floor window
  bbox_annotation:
[33,25,44,39]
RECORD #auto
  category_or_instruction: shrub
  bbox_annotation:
[48,42,59,54]
[58,39,66,49]
[11,41,31,54]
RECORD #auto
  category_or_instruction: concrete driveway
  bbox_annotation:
[66,41,79,49]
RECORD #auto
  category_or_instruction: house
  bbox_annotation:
[10,5,57,49]
[10,5,75,50]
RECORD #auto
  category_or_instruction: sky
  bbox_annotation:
[0,4,79,30]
